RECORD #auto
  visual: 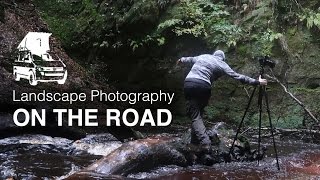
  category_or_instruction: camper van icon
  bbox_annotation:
[13,32,67,86]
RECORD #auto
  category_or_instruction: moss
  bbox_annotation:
[173,116,190,126]
[283,26,320,81]
[34,0,79,47]
[34,0,104,48]
[294,87,320,94]
[40,13,76,47]
[286,28,308,53]
[237,44,251,58]
[33,0,320,128]
[123,0,159,25]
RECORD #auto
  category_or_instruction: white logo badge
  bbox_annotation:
[13,32,67,86]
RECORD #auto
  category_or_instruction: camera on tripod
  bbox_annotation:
[258,56,276,68]
[229,55,280,170]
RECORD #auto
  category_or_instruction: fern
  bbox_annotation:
[157,19,183,32]
[298,8,320,29]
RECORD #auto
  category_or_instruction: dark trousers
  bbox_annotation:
[184,80,211,145]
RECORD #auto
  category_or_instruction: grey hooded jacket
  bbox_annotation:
[180,51,259,86]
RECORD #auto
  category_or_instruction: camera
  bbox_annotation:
[258,56,276,68]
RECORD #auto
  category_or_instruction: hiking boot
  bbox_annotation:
[200,154,214,166]
[199,144,212,154]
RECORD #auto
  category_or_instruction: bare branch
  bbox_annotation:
[265,72,319,125]
[251,127,320,138]
[243,86,250,98]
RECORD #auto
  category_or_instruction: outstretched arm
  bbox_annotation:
[176,56,198,65]
[222,62,267,85]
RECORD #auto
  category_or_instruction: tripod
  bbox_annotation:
[229,65,280,170]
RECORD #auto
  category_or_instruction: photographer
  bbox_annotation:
[177,50,267,152]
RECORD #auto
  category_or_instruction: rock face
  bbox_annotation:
[31,0,320,129]
[65,123,265,179]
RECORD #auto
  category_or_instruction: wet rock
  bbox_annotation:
[286,151,320,176]
[72,133,122,156]
[0,5,4,23]
[65,123,265,178]
[66,137,188,179]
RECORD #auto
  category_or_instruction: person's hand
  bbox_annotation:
[176,59,181,66]
[258,75,267,86]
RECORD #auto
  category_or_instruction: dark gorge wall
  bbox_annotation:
[34,0,320,128]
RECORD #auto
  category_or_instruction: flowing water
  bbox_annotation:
[0,133,319,180]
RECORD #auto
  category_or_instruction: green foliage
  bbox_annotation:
[157,19,183,32]
[76,0,104,33]
[274,105,304,129]
[207,22,242,47]
[298,8,320,29]
[129,35,165,51]
[34,0,319,129]
[205,105,222,120]
[156,0,242,47]
[250,29,283,56]
[33,0,79,47]
[174,116,190,126]
[294,87,320,94]
[34,0,104,48]
[243,104,304,129]
[243,0,273,24]
[235,0,281,57]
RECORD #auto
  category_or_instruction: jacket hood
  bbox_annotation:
[213,50,225,61]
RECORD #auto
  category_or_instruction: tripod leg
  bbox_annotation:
[257,86,264,166]
[229,86,257,157]
[264,87,281,170]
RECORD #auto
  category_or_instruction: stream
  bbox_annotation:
[0,133,319,179]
